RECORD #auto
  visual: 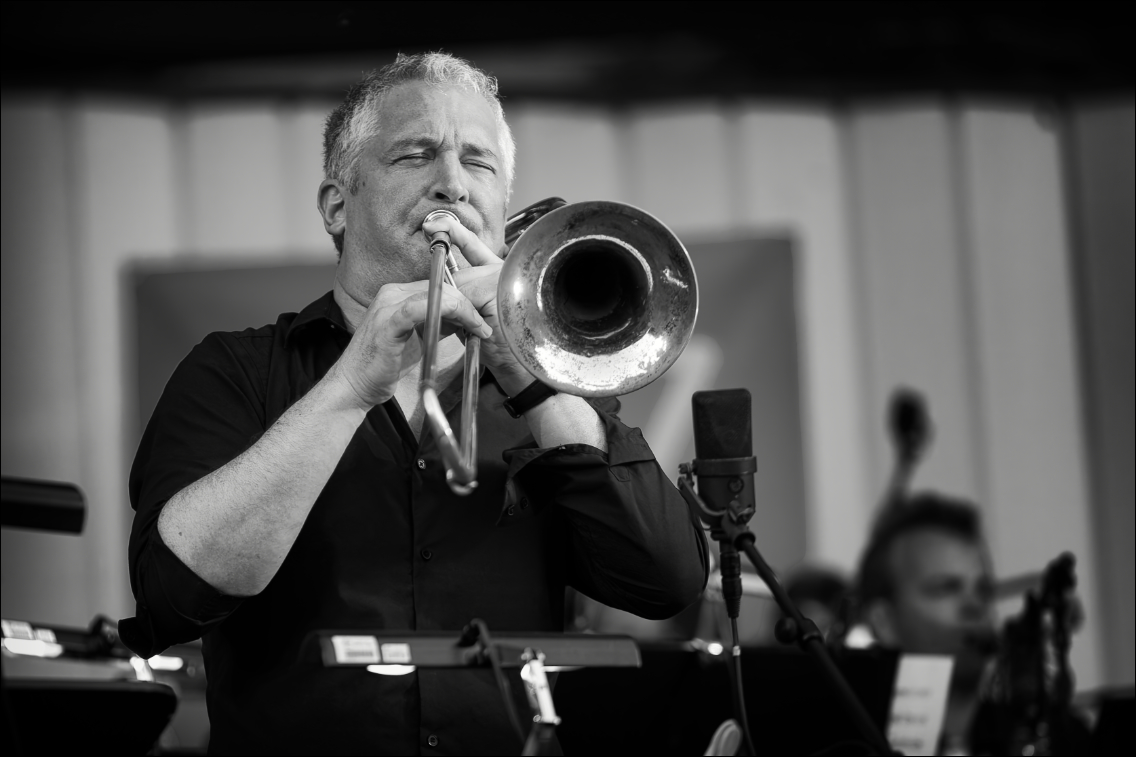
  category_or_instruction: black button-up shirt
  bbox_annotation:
[121,292,707,755]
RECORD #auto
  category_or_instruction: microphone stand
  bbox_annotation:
[678,470,895,756]
[681,458,757,756]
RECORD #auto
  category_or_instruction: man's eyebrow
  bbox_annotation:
[462,142,499,162]
[384,136,436,155]
[383,137,499,163]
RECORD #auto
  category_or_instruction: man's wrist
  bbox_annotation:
[503,380,559,419]
[322,361,383,416]
[495,365,537,399]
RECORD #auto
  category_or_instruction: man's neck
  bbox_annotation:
[333,276,368,333]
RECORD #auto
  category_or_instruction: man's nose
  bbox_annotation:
[958,590,989,622]
[430,153,469,204]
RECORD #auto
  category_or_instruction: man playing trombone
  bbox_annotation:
[122,51,707,755]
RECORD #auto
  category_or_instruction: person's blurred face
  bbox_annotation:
[338,81,509,297]
[871,529,996,687]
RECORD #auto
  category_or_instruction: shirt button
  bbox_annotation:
[420,548,433,561]
[506,506,516,516]
[427,735,439,747]
[417,459,426,470]
[520,497,530,510]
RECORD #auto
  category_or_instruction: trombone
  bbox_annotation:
[420,199,698,495]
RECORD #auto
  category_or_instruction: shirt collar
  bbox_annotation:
[284,290,349,345]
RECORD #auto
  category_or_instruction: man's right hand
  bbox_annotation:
[330,280,493,410]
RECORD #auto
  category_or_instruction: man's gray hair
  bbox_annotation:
[323,51,516,199]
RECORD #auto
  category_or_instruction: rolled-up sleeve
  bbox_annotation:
[503,396,709,620]
[120,332,267,657]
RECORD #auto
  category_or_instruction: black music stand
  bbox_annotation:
[556,642,899,755]
[310,623,641,756]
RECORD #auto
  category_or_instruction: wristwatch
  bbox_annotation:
[502,380,558,418]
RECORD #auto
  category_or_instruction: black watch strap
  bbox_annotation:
[503,380,558,419]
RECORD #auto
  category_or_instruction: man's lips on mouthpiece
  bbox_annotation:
[418,209,478,235]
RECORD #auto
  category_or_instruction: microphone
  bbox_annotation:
[690,389,757,621]
[682,388,760,756]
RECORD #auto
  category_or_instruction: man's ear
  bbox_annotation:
[317,180,346,236]
[865,599,901,646]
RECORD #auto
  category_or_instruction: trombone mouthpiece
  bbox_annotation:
[423,209,461,280]
[424,209,459,245]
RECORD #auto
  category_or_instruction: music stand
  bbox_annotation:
[310,623,641,756]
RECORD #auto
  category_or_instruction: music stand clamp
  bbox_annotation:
[519,649,560,756]
[457,620,561,756]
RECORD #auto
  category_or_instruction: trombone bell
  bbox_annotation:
[498,201,698,397]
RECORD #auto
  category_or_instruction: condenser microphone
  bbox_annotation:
[691,389,757,621]
[692,388,756,523]
[682,393,894,756]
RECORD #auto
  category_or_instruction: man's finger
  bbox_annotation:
[387,288,492,339]
[422,213,502,268]
[437,285,493,337]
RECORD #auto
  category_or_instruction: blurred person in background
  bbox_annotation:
[120,51,706,755]
[851,492,997,753]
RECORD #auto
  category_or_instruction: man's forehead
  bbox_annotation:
[891,528,990,579]
[376,81,499,147]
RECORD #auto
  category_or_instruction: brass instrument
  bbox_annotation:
[421,199,698,495]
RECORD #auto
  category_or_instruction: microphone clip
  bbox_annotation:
[679,459,756,535]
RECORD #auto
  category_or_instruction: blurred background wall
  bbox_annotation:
[1,1,1132,693]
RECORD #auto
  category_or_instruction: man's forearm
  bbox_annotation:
[157,365,368,597]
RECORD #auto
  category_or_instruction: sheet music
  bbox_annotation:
[886,654,954,756]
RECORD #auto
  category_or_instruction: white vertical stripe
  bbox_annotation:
[0,99,89,625]
[184,106,289,254]
[507,104,625,211]
[626,104,732,235]
[73,101,180,619]
[845,105,985,506]
[736,105,873,571]
[959,105,1102,690]
[280,102,339,256]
